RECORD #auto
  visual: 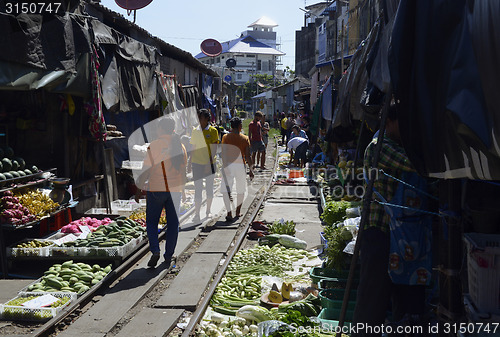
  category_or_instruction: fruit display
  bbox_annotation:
[0,293,74,321]
[7,239,55,257]
[129,210,165,226]
[14,189,60,219]
[14,239,53,248]
[24,261,112,295]
[60,217,114,234]
[0,191,36,226]
[0,145,41,188]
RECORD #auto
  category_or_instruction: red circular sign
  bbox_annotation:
[200,39,223,57]
[115,0,153,10]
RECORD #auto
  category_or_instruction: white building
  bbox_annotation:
[195,17,285,86]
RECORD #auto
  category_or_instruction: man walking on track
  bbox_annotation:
[248,111,266,170]
[221,117,254,222]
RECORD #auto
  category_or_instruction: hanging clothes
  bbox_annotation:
[310,94,322,136]
[321,79,333,121]
[84,45,107,141]
[158,74,185,114]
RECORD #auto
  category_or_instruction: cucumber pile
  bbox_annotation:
[26,261,112,295]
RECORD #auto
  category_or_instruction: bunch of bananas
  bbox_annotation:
[15,190,59,219]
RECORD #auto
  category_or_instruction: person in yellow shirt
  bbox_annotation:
[189,109,219,224]
[280,112,287,145]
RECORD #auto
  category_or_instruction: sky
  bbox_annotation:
[98,0,310,70]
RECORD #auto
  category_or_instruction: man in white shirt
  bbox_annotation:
[287,136,309,168]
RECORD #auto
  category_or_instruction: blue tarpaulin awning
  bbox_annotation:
[321,2,337,16]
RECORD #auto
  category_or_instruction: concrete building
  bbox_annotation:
[195,17,285,86]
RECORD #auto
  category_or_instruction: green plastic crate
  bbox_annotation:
[309,267,360,285]
[318,307,354,323]
[319,288,357,310]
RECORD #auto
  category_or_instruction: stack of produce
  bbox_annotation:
[60,217,114,234]
[0,293,73,321]
[0,191,36,226]
[0,146,40,187]
[13,239,53,249]
[15,189,60,219]
[209,245,314,316]
[24,261,112,295]
[320,200,360,271]
[129,210,165,227]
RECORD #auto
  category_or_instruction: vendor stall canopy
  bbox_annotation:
[333,0,500,181]
[0,2,92,97]
[389,0,500,180]
[0,1,160,113]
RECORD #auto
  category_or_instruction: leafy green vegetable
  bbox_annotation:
[320,200,352,226]
[281,310,316,328]
[268,220,296,236]
[278,293,322,317]
[322,224,352,271]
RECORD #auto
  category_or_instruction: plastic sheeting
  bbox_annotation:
[333,20,381,128]
[92,20,159,113]
[389,0,500,180]
[0,12,92,96]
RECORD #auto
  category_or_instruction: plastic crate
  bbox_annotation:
[0,292,75,322]
[319,288,357,310]
[51,235,144,258]
[7,239,54,258]
[84,208,118,215]
[464,233,500,314]
[309,267,359,285]
[317,308,353,330]
[318,278,348,290]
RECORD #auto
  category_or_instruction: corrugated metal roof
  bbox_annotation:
[87,1,218,77]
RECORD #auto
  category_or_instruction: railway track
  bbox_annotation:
[12,138,280,337]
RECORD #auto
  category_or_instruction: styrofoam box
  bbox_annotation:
[464,233,500,314]
[84,208,116,215]
[0,292,76,322]
[111,200,140,212]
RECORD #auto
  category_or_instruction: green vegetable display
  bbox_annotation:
[226,245,309,278]
[322,224,352,271]
[278,293,322,317]
[320,200,353,226]
[268,220,296,236]
[25,261,112,295]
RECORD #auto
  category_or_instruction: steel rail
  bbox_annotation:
[181,137,280,337]
[32,202,200,337]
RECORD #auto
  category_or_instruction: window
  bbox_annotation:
[237,74,242,79]
[257,60,262,71]
[246,54,255,58]
[216,57,220,63]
